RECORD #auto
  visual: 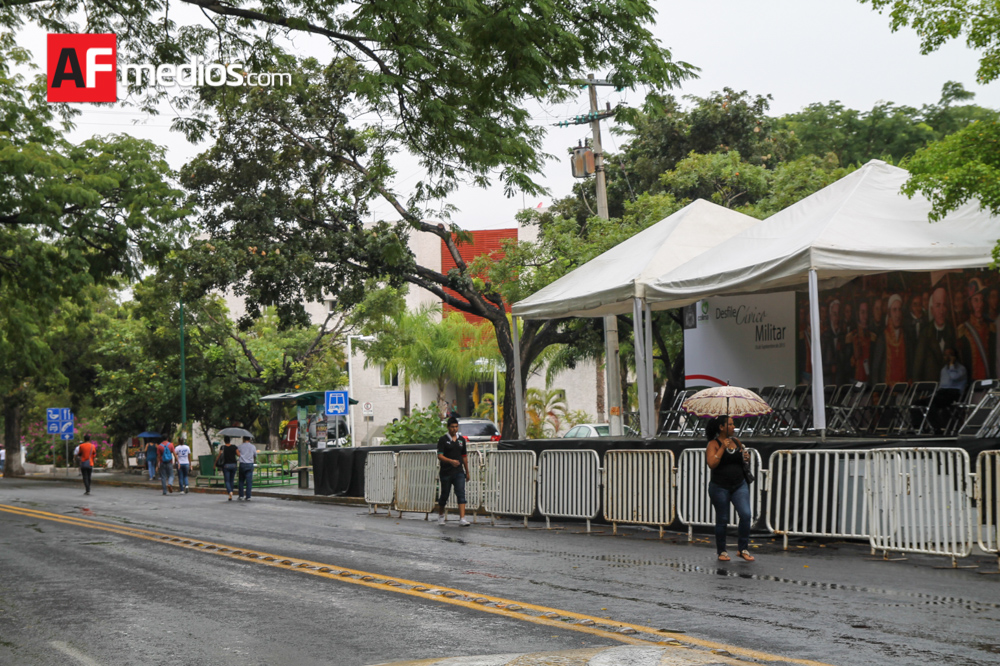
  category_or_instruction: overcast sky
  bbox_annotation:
[20,0,1000,230]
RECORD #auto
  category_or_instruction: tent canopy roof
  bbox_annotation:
[643,160,1000,309]
[511,199,760,319]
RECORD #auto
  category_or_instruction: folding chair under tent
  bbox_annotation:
[510,199,761,437]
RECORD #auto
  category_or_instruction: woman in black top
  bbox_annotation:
[218,436,240,501]
[705,415,755,562]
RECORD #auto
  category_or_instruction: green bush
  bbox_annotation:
[382,403,446,445]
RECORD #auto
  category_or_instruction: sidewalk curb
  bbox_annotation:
[12,474,368,507]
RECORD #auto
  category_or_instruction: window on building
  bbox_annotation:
[379,365,399,387]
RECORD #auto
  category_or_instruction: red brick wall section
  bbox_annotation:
[440,229,517,324]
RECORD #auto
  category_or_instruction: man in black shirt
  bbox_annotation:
[436,417,471,526]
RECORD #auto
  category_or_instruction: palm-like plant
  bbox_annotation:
[359,294,500,416]
[525,387,569,438]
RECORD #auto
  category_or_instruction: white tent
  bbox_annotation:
[511,199,760,437]
[644,160,1000,432]
[512,199,760,319]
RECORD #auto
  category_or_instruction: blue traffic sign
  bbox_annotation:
[47,422,60,434]
[47,408,72,421]
[325,390,348,416]
[60,433,74,441]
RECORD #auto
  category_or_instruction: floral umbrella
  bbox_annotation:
[681,385,772,418]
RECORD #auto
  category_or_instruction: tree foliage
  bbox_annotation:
[861,0,1000,84]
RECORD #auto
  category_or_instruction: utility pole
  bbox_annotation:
[587,73,623,437]
[179,298,187,443]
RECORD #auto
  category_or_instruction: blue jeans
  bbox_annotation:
[708,480,752,554]
[147,458,156,480]
[159,462,174,494]
[223,463,237,494]
[177,463,190,491]
[438,471,467,506]
[238,463,254,499]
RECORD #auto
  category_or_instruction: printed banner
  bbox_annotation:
[685,293,796,388]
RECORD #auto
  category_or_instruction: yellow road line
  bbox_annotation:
[0,503,836,666]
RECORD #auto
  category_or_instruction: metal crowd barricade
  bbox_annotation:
[394,450,439,517]
[484,450,537,527]
[538,449,601,532]
[602,450,675,536]
[976,451,1000,569]
[866,448,975,565]
[444,450,485,520]
[675,447,763,540]
[364,450,397,515]
[765,450,869,550]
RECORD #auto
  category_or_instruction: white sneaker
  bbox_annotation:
[437,514,446,525]
[458,519,471,527]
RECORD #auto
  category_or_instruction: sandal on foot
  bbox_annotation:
[738,549,755,562]
[718,552,730,561]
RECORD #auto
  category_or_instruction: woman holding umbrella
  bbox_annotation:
[217,436,240,501]
[705,415,755,562]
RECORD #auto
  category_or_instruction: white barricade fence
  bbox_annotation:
[537,449,601,532]
[443,450,485,520]
[364,450,397,514]
[765,450,869,550]
[866,448,975,565]
[976,450,1000,564]
[484,450,537,526]
[603,450,675,536]
[394,450,439,516]
[676,447,763,540]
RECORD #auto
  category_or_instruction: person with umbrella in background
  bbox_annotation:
[218,435,239,501]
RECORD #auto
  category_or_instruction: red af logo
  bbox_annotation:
[47,34,117,103]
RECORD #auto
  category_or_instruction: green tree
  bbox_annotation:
[356,292,499,417]
[860,2,1000,248]
[525,388,568,438]
[0,39,186,475]
[860,1,1000,84]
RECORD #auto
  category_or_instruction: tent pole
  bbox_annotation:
[644,301,656,436]
[808,269,827,438]
[604,316,624,436]
[511,315,526,439]
[633,298,650,438]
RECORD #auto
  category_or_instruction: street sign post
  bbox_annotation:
[325,391,348,416]
[362,401,374,417]
[47,408,73,465]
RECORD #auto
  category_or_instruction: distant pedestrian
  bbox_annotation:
[77,435,97,495]
[435,417,471,526]
[1,445,6,477]
[218,436,239,501]
[237,436,257,501]
[157,439,176,495]
[705,416,755,562]
[174,439,192,494]
[144,440,158,481]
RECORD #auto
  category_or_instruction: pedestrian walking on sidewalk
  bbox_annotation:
[174,439,192,493]
[435,417,471,526]
[219,436,239,500]
[237,436,257,501]
[157,439,176,495]
[706,416,755,563]
[77,435,97,495]
[144,440,158,481]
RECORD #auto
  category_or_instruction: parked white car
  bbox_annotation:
[563,423,639,438]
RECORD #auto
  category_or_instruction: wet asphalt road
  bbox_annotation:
[1,478,999,666]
